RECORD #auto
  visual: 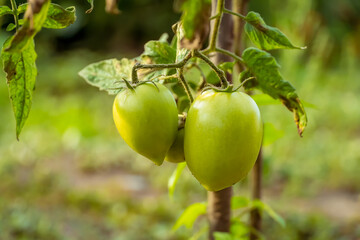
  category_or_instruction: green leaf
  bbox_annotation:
[218,62,235,74]
[142,40,176,64]
[180,0,211,49]
[242,47,307,136]
[86,0,94,13]
[138,35,177,81]
[6,23,17,32]
[6,0,50,53]
[172,202,207,231]
[79,58,135,95]
[244,11,305,51]
[42,4,76,29]
[263,122,284,146]
[231,196,250,209]
[168,162,187,199]
[2,37,37,139]
[252,200,286,228]
[17,3,76,29]
[0,5,12,16]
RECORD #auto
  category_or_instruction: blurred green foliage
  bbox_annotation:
[0,0,359,239]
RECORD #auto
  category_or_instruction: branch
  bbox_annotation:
[131,52,192,83]
[193,50,228,88]
[208,0,225,51]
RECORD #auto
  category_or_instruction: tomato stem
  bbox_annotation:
[223,8,247,20]
[131,52,192,84]
[193,50,228,88]
[208,0,225,52]
[10,0,19,30]
[177,69,194,103]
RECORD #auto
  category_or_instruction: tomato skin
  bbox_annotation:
[113,83,178,165]
[165,128,185,163]
[184,90,263,191]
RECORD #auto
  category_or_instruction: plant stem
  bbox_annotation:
[177,68,194,103]
[223,8,246,20]
[193,50,228,88]
[131,52,192,83]
[208,0,225,51]
[208,187,232,240]
[250,148,263,240]
[10,0,19,30]
[215,47,245,64]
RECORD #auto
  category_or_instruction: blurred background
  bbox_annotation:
[0,0,359,239]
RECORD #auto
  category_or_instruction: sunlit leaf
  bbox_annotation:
[242,47,307,136]
[172,202,207,231]
[2,37,37,139]
[168,162,187,199]
[0,6,12,16]
[245,11,305,51]
[79,58,134,95]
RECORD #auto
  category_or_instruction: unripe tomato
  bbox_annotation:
[113,83,178,165]
[165,128,185,163]
[184,90,263,191]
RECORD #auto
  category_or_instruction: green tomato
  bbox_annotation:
[165,128,185,163]
[184,90,263,191]
[113,83,178,165]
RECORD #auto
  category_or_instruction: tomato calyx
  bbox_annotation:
[119,78,159,93]
[201,84,234,93]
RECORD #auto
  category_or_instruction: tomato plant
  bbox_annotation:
[1,0,308,239]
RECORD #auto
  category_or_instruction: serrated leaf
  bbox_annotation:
[79,58,134,95]
[168,162,186,199]
[252,200,285,228]
[2,37,37,140]
[142,40,176,64]
[86,0,94,13]
[263,122,284,146]
[172,202,207,232]
[180,0,211,49]
[242,47,307,136]
[245,11,305,51]
[6,0,50,53]
[0,5,12,16]
[17,3,76,29]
